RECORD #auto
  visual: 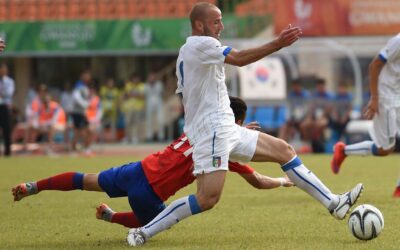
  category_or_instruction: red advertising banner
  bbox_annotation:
[273,0,400,36]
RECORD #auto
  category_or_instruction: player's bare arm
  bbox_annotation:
[225,25,302,67]
[364,56,385,119]
[0,38,5,52]
[239,172,293,189]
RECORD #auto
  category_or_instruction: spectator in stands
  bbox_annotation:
[145,72,165,142]
[328,82,352,141]
[24,84,47,147]
[60,81,74,146]
[71,70,92,156]
[302,78,334,152]
[121,73,145,144]
[0,62,15,156]
[26,82,38,107]
[86,85,103,145]
[25,91,67,155]
[279,79,311,142]
[100,77,119,141]
[60,82,74,117]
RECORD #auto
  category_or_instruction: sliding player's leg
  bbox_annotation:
[11,160,144,201]
[97,161,168,229]
[12,172,101,201]
[96,203,142,228]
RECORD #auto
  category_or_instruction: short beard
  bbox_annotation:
[204,26,218,40]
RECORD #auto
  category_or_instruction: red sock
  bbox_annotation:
[111,212,142,228]
[36,172,84,192]
[393,186,400,197]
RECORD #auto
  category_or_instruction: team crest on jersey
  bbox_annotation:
[212,156,221,168]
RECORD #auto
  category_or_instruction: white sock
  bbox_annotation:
[141,195,201,238]
[396,178,400,188]
[282,156,339,210]
[344,141,377,156]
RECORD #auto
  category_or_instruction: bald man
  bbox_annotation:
[127,2,363,246]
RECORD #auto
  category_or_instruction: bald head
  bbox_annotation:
[189,2,224,39]
[190,3,216,28]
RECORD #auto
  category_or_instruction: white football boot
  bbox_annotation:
[127,228,147,247]
[331,183,363,220]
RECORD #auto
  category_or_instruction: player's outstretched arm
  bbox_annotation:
[0,38,5,52]
[225,24,302,67]
[239,171,294,189]
[364,56,385,119]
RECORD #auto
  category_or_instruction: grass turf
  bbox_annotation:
[1,154,400,249]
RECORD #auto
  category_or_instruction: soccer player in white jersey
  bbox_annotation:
[128,3,363,246]
[332,33,400,196]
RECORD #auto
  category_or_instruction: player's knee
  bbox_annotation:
[196,192,221,211]
[83,173,102,191]
[276,139,296,163]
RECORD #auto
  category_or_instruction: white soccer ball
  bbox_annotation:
[348,204,384,241]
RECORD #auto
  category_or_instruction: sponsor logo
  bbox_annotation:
[131,23,152,47]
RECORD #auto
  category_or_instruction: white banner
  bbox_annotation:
[238,57,286,100]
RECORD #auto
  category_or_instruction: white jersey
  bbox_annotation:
[378,33,400,107]
[176,36,234,143]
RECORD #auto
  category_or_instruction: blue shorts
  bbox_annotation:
[98,161,166,225]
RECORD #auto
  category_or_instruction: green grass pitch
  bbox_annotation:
[1,154,400,249]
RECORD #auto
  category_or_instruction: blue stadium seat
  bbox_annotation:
[255,106,275,129]
[245,105,287,131]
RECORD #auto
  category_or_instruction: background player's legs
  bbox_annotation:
[332,109,397,174]
[12,172,103,201]
[350,107,397,156]
[251,132,339,210]
[140,170,225,238]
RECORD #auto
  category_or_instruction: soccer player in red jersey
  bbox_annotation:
[12,96,293,228]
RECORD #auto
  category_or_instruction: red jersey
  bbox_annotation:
[141,134,254,201]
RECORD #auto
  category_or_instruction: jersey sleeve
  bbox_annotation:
[379,35,400,63]
[228,161,254,174]
[195,37,232,65]
[176,52,184,94]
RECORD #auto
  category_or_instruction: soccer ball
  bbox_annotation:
[348,204,384,241]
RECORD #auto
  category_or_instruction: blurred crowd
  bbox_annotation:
[0,60,376,156]
[277,77,354,153]
[242,76,363,154]
[1,64,183,156]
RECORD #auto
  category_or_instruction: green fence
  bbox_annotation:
[0,15,271,55]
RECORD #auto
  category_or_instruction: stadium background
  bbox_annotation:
[1,0,400,154]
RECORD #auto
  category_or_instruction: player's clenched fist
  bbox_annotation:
[0,38,5,52]
[276,24,302,48]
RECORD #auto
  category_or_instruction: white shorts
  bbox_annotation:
[369,104,400,150]
[191,124,259,176]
